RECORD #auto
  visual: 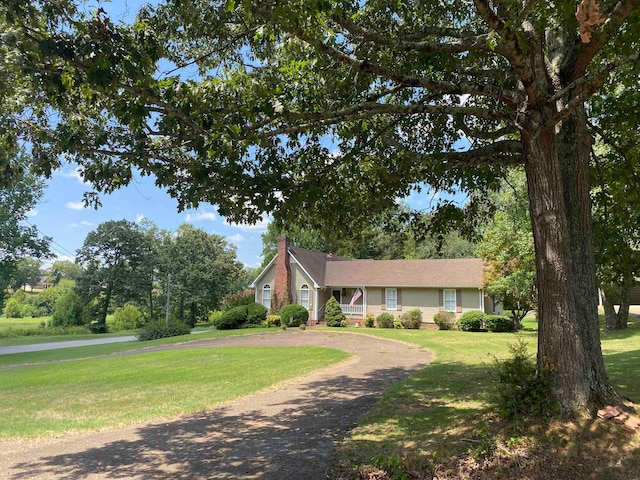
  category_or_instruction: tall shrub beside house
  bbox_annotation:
[280,304,309,327]
[325,297,346,327]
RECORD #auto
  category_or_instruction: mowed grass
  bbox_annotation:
[331,319,640,478]
[0,346,350,439]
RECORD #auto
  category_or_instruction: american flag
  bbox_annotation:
[349,288,362,307]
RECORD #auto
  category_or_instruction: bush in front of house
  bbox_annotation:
[137,320,191,341]
[280,304,309,327]
[214,305,249,330]
[110,304,145,331]
[401,309,422,329]
[364,313,375,328]
[325,297,346,327]
[208,310,223,325]
[433,311,457,330]
[246,302,268,325]
[484,315,515,332]
[457,310,486,331]
[376,312,395,328]
[263,314,281,327]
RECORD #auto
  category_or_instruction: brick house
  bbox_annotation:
[251,236,501,325]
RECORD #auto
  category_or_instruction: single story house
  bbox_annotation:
[251,236,501,325]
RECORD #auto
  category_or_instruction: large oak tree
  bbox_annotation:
[2,0,639,412]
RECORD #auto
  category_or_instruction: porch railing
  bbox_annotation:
[339,304,364,316]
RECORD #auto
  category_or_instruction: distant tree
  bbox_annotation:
[76,220,151,327]
[46,260,81,285]
[0,158,50,307]
[477,172,536,329]
[12,257,42,291]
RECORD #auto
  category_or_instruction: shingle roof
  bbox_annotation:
[323,258,485,287]
[288,246,351,287]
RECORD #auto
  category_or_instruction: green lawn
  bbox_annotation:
[330,319,640,479]
[0,345,350,439]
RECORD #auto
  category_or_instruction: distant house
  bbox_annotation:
[251,236,501,325]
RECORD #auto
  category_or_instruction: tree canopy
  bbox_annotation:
[2,0,639,412]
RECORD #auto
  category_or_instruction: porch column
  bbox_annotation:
[363,287,367,318]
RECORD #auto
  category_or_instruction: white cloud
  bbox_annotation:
[80,221,93,226]
[69,223,79,228]
[26,208,38,217]
[227,233,245,245]
[136,214,146,223]
[185,208,216,222]
[57,166,86,184]
[224,216,270,232]
[66,201,85,210]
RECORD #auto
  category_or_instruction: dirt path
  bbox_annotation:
[0,330,432,479]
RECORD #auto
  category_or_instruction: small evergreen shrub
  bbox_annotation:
[457,310,486,331]
[220,289,256,310]
[214,305,249,330]
[433,311,457,330]
[364,313,375,328]
[111,304,145,331]
[246,302,268,325]
[401,309,422,329]
[489,339,558,420]
[89,320,108,334]
[263,314,281,327]
[376,312,394,328]
[3,298,23,318]
[137,320,191,341]
[324,297,345,327]
[280,304,309,327]
[484,315,515,332]
[50,290,84,327]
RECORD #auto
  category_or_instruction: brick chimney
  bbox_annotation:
[273,235,292,306]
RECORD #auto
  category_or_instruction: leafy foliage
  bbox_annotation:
[50,290,84,327]
[214,305,249,330]
[263,314,281,327]
[246,302,268,325]
[324,297,346,327]
[400,309,422,329]
[137,320,191,341]
[484,315,515,333]
[110,304,145,331]
[3,298,23,318]
[457,311,486,332]
[433,311,456,330]
[280,304,309,327]
[221,289,255,310]
[364,313,375,328]
[376,312,395,329]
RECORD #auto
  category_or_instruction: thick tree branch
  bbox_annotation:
[391,139,524,167]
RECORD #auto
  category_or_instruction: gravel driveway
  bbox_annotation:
[0,330,432,479]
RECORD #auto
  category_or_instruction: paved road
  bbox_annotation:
[0,336,138,355]
[0,330,433,480]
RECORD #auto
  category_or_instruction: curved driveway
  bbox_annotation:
[0,330,432,480]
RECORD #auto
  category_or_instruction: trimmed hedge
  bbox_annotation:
[215,305,249,330]
[138,320,191,341]
[484,315,515,332]
[280,304,309,327]
[376,312,395,328]
[433,311,456,330]
[246,302,268,325]
[457,310,486,331]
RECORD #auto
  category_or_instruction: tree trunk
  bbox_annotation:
[601,287,620,330]
[101,284,112,325]
[522,106,616,413]
[602,280,631,330]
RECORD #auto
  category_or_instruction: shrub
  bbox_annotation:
[137,320,191,341]
[89,320,108,334]
[484,315,515,332]
[3,298,24,318]
[401,309,422,329]
[214,305,249,330]
[208,310,223,325]
[433,311,456,330]
[246,302,268,325]
[324,297,345,327]
[10,289,27,304]
[364,313,375,328]
[29,285,65,316]
[50,290,83,327]
[489,339,558,420]
[376,312,394,328]
[457,310,486,331]
[111,304,145,331]
[393,319,403,329]
[263,314,281,327]
[220,289,255,310]
[280,304,309,327]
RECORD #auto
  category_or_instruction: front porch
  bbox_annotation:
[339,303,364,317]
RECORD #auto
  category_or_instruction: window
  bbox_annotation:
[386,288,397,310]
[262,284,271,309]
[444,289,456,312]
[300,284,310,309]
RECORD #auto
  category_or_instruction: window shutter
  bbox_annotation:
[381,289,386,310]
[438,289,444,312]
[397,289,402,311]
[456,289,462,313]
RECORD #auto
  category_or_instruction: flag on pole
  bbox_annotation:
[349,288,362,307]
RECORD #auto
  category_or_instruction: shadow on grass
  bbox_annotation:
[604,348,640,403]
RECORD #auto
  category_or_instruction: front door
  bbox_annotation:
[332,290,341,304]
